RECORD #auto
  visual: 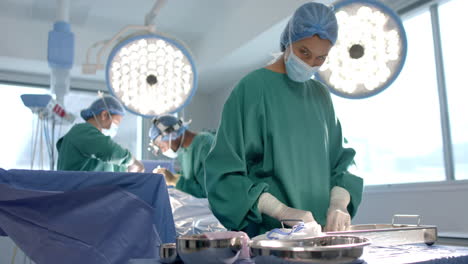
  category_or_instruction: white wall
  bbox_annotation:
[179,81,236,133]
[204,83,236,131]
[183,91,219,132]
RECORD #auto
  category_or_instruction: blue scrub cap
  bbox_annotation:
[80,96,126,121]
[280,2,338,52]
[149,115,190,141]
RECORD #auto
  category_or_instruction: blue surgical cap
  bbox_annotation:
[280,2,338,52]
[149,115,190,141]
[80,96,126,121]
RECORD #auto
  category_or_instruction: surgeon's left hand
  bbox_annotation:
[325,186,351,232]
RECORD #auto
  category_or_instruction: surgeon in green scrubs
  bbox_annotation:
[56,96,144,172]
[149,115,214,198]
[204,2,363,237]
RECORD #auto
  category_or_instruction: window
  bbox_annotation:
[332,8,445,185]
[0,84,48,170]
[439,0,468,180]
[0,83,141,170]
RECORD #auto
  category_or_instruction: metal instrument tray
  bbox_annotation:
[326,215,437,246]
[176,233,244,264]
[250,235,370,264]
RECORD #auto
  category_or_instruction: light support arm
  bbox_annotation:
[145,0,168,26]
[82,25,156,74]
[56,0,70,22]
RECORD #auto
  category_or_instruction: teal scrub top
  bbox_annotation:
[175,132,214,198]
[204,68,363,236]
[56,123,133,172]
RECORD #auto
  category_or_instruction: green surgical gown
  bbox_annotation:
[56,123,133,172]
[175,132,214,198]
[204,68,363,236]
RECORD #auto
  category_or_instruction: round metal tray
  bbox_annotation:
[160,243,182,263]
[250,235,370,264]
[176,234,244,264]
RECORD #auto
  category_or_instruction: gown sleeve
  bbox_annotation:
[74,127,134,168]
[204,77,269,231]
[176,135,213,198]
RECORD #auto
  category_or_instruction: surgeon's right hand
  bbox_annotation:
[128,159,145,173]
[257,192,318,227]
[153,167,180,186]
[276,206,316,227]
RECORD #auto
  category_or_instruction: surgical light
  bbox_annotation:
[83,0,198,117]
[316,0,407,99]
[106,34,197,117]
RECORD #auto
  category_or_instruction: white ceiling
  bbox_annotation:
[0,0,422,94]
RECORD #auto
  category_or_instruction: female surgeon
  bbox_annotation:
[204,2,363,237]
[56,96,144,173]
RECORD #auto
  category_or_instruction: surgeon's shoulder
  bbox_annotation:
[67,123,100,138]
[235,68,267,91]
[310,79,334,108]
[197,132,215,144]
[309,78,327,91]
[231,68,269,98]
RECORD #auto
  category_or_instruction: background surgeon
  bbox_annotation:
[204,2,364,237]
[56,95,144,173]
[149,115,214,198]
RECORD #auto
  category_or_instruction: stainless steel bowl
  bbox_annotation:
[176,234,244,264]
[250,235,370,264]
[159,243,181,263]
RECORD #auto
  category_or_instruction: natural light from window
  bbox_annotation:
[332,9,445,185]
[0,85,47,170]
[439,0,468,180]
[0,84,140,170]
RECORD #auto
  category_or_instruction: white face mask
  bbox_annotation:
[162,133,184,159]
[162,148,179,159]
[102,122,119,138]
[285,49,320,82]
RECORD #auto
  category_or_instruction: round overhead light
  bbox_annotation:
[106,33,198,117]
[317,0,407,99]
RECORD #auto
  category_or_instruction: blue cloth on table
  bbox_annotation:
[0,182,158,264]
[0,169,176,244]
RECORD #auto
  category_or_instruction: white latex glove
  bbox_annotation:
[127,158,145,173]
[153,167,180,186]
[325,186,351,232]
[257,192,318,227]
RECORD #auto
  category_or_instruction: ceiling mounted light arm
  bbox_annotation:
[84,39,109,71]
[56,0,70,22]
[82,25,156,74]
[145,0,168,26]
[83,0,168,74]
